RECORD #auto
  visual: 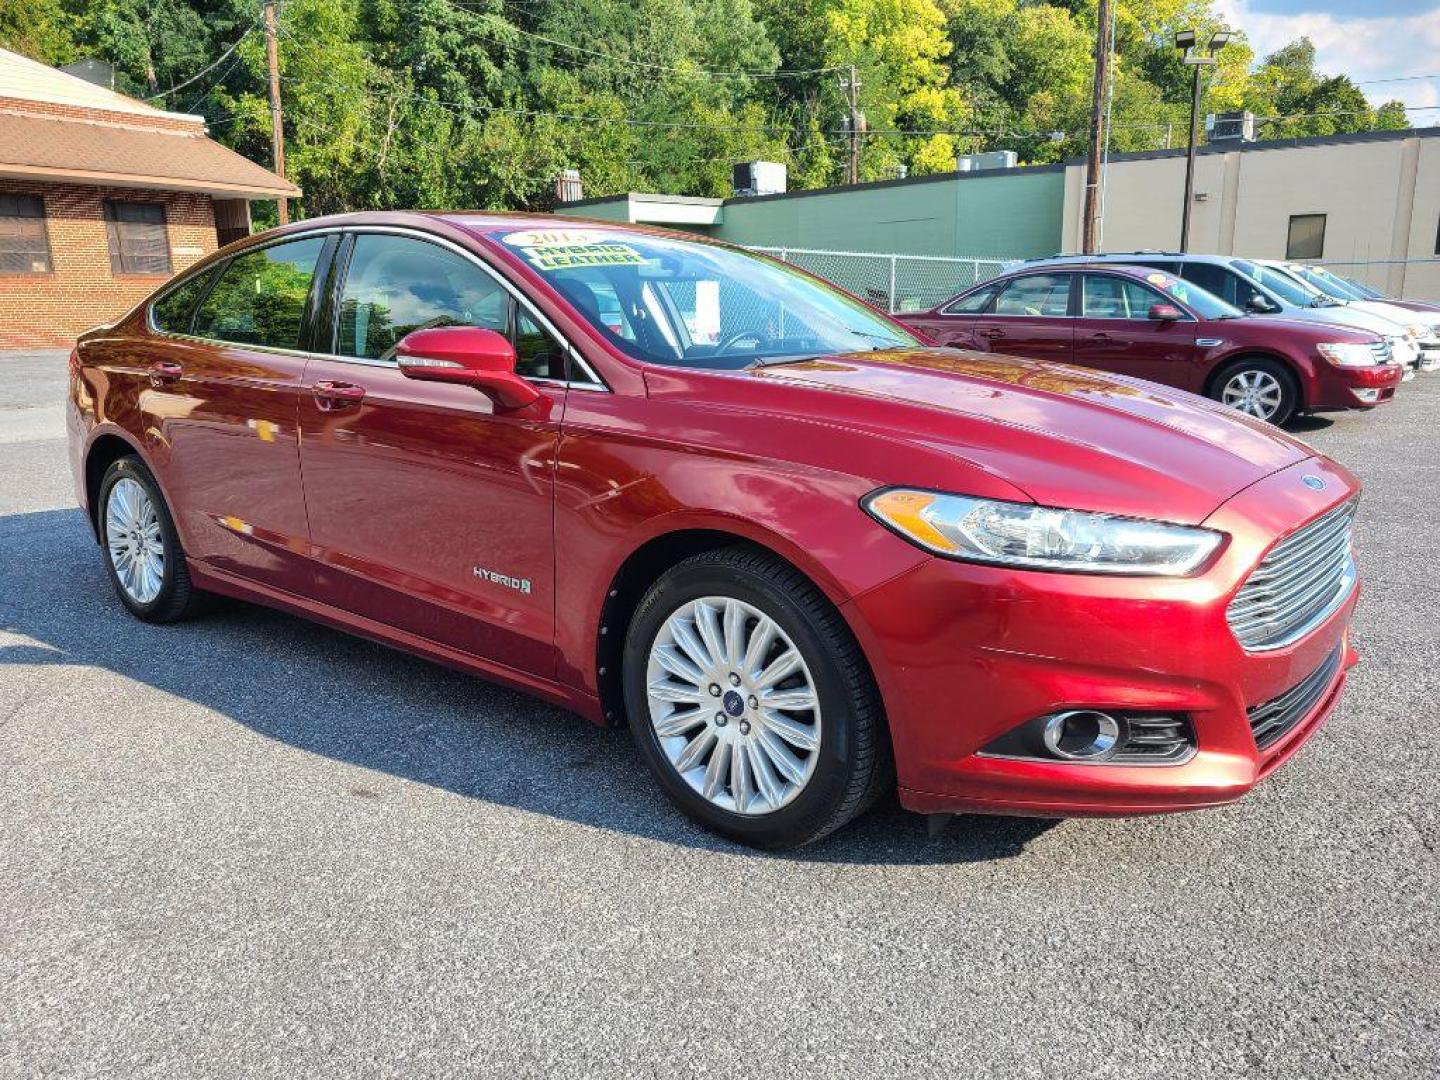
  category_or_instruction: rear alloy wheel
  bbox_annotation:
[97,456,204,623]
[1214,359,1297,425]
[623,546,890,849]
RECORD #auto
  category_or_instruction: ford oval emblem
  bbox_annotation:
[1302,475,1326,491]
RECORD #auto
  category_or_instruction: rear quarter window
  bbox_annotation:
[150,269,216,336]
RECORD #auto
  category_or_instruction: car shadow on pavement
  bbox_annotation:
[0,507,1056,866]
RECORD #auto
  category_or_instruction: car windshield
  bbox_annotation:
[493,228,919,369]
[1291,265,1366,301]
[1342,275,1384,300]
[1236,261,1336,307]
[1143,270,1241,319]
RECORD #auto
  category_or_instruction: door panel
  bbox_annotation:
[298,361,562,676]
[969,273,1075,362]
[1073,274,1201,390]
[296,230,562,677]
[152,234,332,593]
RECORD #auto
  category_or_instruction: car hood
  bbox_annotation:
[1282,304,1407,335]
[739,348,1315,525]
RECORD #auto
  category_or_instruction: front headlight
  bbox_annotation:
[1405,324,1426,340]
[1317,341,1382,367]
[863,489,1223,576]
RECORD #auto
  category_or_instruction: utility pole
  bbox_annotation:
[1080,0,1113,254]
[263,0,288,225]
[844,65,862,185]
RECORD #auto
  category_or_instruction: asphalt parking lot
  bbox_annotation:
[2,348,1436,1078]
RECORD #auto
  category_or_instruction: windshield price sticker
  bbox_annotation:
[503,229,644,270]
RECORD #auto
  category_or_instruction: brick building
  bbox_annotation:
[0,48,300,348]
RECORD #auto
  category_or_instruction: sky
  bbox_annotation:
[1214,0,1440,118]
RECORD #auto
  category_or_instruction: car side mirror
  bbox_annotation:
[1245,295,1277,314]
[395,326,541,410]
[1148,303,1183,322]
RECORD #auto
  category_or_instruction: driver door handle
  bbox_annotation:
[977,328,1006,340]
[312,380,367,411]
[1085,331,1113,343]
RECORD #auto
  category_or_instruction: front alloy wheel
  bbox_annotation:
[646,596,822,815]
[1214,359,1297,425]
[624,545,890,849]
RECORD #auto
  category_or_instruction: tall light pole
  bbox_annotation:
[1175,28,1231,252]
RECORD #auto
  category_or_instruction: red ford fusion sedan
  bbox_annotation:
[67,214,1362,848]
[901,262,1403,426]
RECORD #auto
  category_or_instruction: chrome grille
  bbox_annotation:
[1227,500,1357,651]
[1369,340,1393,365]
[1248,646,1343,750]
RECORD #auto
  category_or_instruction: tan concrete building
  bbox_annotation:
[1061,127,1440,301]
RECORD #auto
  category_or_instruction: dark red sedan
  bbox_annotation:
[68,214,1362,847]
[902,263,1402,425]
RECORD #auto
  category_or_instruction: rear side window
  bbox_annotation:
[0,194,51,274]
[193,236,327,350]
[1179,262,1236,305]
[104,200,171,275]
[942,281,1000,314]
[993,274,1071,316]
[151,269,215,335]
[336,234,508,361]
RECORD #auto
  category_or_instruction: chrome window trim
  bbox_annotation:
[146,224,610,392]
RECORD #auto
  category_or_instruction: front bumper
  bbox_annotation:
[1311,361,1403,410]
[847,457,1361,817]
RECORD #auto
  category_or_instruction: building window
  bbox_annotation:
[1286,214,1326,260]
[0,194,52,274]
[104,200,172,275]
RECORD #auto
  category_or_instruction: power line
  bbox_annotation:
[146,18,259,102]
[433,0,843,80]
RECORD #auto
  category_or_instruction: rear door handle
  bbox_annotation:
[312,380,367,410]
[148,361,183,387]
[1085,332,1113,343]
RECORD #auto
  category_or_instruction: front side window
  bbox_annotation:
[337,234,508,361]
[1286,214,1326,260]
[104,200,171,275]
[943,281,1001,315]
[1081,275,1169,319]
[193,236,326,350]
[1232,260,1316,307]
[0,194,51,274]
[992,274,1071,317]
[493,228,918,369]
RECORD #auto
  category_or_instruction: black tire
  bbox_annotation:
[622,545,892,849]
[1209,357,1300,426]
[96,456,205,623]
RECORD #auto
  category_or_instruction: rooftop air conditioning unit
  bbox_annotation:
[956,150,1018,172]
[732,161,787,197]
[1206,111,1255,143]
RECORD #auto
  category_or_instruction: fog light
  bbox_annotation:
[1353,388,1380,403]
[1041,710,1123,761]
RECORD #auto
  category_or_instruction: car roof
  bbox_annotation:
[1024,251,1232,265]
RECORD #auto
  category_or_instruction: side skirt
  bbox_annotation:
[189,560,606,725]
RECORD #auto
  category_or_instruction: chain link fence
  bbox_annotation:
[750,246,1013,314]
